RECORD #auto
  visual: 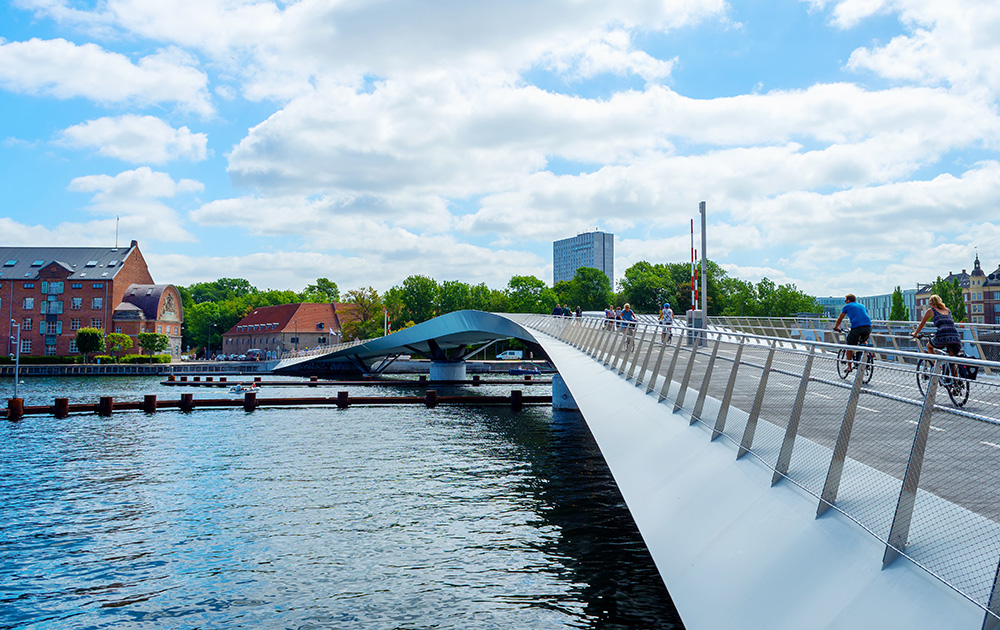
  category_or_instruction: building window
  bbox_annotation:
[71,318,81,331]
[22,318,32,331]
[93,283,103,289]
[115,326,123,333]
[91,318,102,329]
[71,297,82,310]
[20,339,31,354]
[158,325,162,333]
[92,297,103,309]
[72,283,82,289]
[45,346,57,357]
[23,297,33,310]
[69,339,79,353]
[40,321,48,334]
[23,283,34,289]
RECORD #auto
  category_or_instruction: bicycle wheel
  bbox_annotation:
[862,350,874,384]
[915,359,934,396]
[946,367,970,407]
[836,349,849,379]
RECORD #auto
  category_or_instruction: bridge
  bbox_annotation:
[276,310,1000,628]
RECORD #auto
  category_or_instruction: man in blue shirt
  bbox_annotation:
[833,294,872,372]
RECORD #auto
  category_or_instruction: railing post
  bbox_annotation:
[738,343,776,458]
[618,326,637,375]
[817,351,871,516]
[772,346,816,484]
[883,367,939,567]
[672,341,702,413]
[635,329,658,386]
[626,325,648,379]
[691,335,722,424]
[599,325,616,364]
[712,337,745,439]
[582,319,600,355]
[647,337,671,394]
[984,564,1000,630]
[658,336,685,402]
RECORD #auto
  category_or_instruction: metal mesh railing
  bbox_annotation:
[507,313,1000,625]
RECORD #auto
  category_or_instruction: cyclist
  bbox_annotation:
[911,294,962,363]
[620,303,637,345]
[832,294,872,374]
[659,302,674,342]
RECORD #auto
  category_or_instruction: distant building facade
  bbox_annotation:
[221,303,355,359]
[817,289,918,321]
[553,230,614,287]
[915,255,1000,325]
[1,241,183,358]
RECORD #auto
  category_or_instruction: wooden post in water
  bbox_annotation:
[472,374,481,386]
[511,390,523,411]
[243,392,257,412]
[194,376,201,382]
[143,395,157,413]
[54,398,69,418]
[98,396,114,416]
[180,393,194,412]
[7,398,24,421]
[254,376,262,383]
[425,390,438,408]
[337,391,349,409]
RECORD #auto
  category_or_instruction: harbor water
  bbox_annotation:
[1,376,683,629]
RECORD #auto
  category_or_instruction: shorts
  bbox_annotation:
[846,325,871,346]
[930,337,962,355]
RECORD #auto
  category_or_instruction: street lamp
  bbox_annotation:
[206,321,216,360]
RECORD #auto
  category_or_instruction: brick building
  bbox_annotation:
[915,255,1000,325]
[220,303,356,359]
[1,241,183,358]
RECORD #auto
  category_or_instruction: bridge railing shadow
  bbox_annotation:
[504,312,1000,629]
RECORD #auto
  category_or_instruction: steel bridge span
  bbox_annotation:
[280,310,1000,629]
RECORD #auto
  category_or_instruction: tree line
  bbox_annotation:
[180,262,820,349]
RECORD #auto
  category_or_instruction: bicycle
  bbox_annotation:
[834,329,874,384]
[621,320,637,352]
[914,333,969,407]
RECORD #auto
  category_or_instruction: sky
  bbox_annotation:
[1,0,998,299]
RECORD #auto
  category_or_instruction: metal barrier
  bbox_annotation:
[508,313,1000,628]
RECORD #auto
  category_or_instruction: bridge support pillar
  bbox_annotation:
[430,361,466,382]
[552,374,579,411]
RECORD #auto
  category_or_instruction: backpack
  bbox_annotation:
[957,353,979,381]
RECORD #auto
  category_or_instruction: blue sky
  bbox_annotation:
[1,0,998,299]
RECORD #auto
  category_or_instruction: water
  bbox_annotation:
[1,377,684,629]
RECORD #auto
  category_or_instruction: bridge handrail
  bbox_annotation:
[504,312,1000,626]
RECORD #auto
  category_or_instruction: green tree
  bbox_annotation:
[469,283,503,312]
[105,332,133,362]
[619,262,674,313]
[137,332,170,358]
[341,287,385,340]
[76,327,105,362]
[393,275,440,325]
[890,286,910,322]
[438,280,472,314]
[565,267,615,312]
[187,278,257,304]
[931,277,967,321]
[505,275,556,313]
[300,278,340,303]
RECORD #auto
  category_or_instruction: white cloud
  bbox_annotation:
[842,1,1000,96]
[0,38,212,115]
[65,167,203,241]
[58,115,209,163]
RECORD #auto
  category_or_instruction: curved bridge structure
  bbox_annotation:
[273,310,543,379]
[277,309,1000,628]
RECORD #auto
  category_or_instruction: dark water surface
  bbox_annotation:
[1,377,683,629]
